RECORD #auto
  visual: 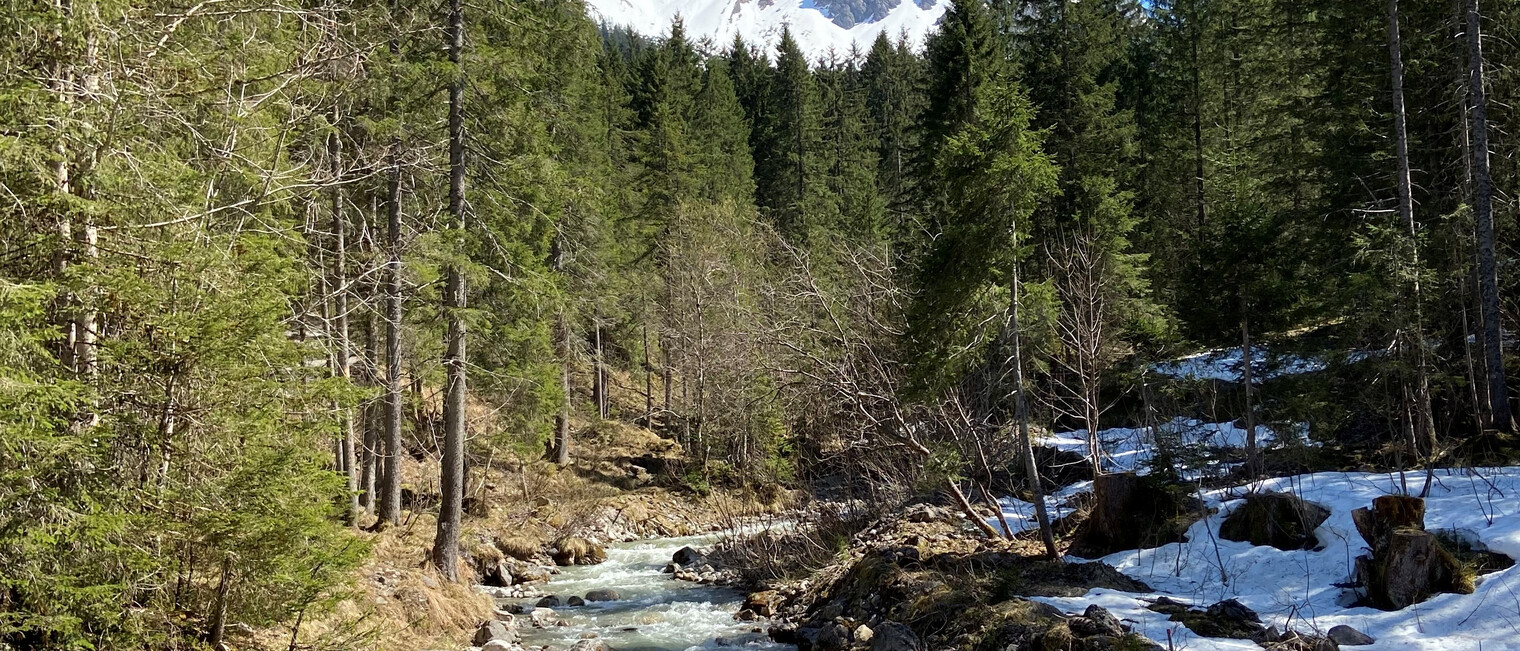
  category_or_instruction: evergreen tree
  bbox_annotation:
[756,28,826,244]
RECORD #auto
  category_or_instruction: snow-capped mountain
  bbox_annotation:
[583,0,951,59]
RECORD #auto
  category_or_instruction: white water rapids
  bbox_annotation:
[509,534,795,651]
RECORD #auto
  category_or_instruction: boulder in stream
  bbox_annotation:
[584,589,621,602]
[672,546,706,566]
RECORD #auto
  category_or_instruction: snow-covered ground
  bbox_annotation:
[582,0,949,59]
[1001,468,1520,650]
[1043,417,1308,476]
[1153,348,1369,383]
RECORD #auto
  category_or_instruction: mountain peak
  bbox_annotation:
[583,0,949,60]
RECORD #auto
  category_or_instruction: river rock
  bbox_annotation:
[535,595,561,608]
[529,608,557,628]
[853,624,874,644]
[673,546,706,566]
[473,620,518,646]
[743,591,782,617]
[511,564,553,584]
[567,639,612,651]
[566,596,585,607]
[815,622,850,651]
[480,642,519,651]
[1327,625,1374,646]
[869,622,921,651]
[1219,492,1331,550]
[585,588,621,602]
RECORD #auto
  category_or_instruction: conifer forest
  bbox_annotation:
[7,1,1520,650]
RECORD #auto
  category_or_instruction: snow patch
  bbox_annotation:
[1153,348,1369,384]
[1029,468,1520,650]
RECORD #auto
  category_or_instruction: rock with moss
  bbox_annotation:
[1218,491,1330,550]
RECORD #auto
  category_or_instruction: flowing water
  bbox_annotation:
[510,534,795,651]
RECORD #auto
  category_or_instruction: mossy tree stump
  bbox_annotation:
[1351,496,1469,610]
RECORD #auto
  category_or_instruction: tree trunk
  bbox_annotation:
[1388,0,1437,456]
[432,0,466,582]
[331,97,359,526]
[378,145,404,526]
[946,477,1002,539]
[1010,225,1058,559]
[556,308,572,466]
[1240,299,1260,477]
[1466,0,1510,432]
[206,555,233,650]
[595,318,608,419]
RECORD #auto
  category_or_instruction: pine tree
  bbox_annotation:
[817,56,885,241]
[757,28,826,244]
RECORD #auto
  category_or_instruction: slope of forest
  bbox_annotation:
[5,0,1520,650]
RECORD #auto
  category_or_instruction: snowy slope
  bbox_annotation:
[998,468,1520,650]
[583,0,950,59]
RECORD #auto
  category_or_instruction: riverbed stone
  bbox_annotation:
[584,588,621,602]
[743,591,782,617]
[869,622,921,651]
[673,546,706,566]
[529,608,557,628]
[480,642,518,651]
[566,596,585,607]
[535,595,561,608]
[472,620,517,646]
[815,622,850,651]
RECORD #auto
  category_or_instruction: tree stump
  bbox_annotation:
[1351,496,1468,610]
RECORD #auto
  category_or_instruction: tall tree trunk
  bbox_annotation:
[643,315,654,419]
[595,318,607,419]
[556,308,572,466]
[361,306,379,512]
[1466,0,1511,432]
[1241,297,1260,477]
[377,1,405,527]
[1388,0,1437,454]
[379,147,404,526]
[432,0,466,581]
[1010,226,1058,559]
[206,555,233,650]
[331,98,359,526]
